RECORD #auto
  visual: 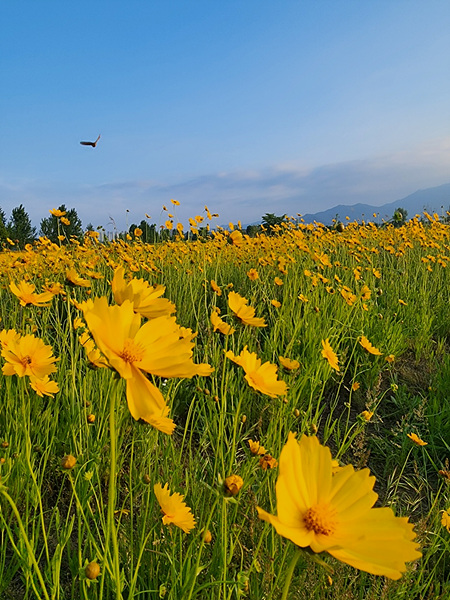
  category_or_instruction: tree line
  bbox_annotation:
[0,204,85,249]
[0,205,419,250]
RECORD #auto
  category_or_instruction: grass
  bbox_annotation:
[0,215,449,598]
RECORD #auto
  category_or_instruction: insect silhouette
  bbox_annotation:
[80,135,101,148]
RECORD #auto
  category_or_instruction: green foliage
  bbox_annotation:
[7,204,37,248]
[40,204,84,243]
[392,207,408,227]
[261,212,287,233]
[0,207,7,243]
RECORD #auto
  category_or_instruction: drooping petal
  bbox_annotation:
[125,370,175,435]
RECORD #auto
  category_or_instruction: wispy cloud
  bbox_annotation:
[1,137,450,231]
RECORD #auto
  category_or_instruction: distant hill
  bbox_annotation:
[300,183,450,225]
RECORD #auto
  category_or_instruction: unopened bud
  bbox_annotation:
[61,455,76,470]
[85,561,100,580]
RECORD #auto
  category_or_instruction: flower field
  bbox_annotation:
[0,211,449,599]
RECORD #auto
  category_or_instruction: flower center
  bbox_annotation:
[119,339,144,364]
[304,503,337,536]
[21,355,33,366]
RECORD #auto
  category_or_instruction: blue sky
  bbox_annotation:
[1,1,450,231]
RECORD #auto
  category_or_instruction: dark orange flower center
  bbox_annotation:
[304,503,337,536]
[21,355,33,366]
[119,339,144,364]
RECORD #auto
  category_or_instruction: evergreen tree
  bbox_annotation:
[0,207,7,244]
[246,224,261,237]
[8,204,37,248]
[40,204,83,243]
[261,212,287,234]
[391,207,408,227]
[136,219,158,243]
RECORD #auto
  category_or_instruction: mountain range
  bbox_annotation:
[300,182,450,225]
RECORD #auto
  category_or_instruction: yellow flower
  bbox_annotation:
[271,299,281,308]
[229,230,244,247]
[60,217,70,226]
[359,336,382,356]
[248,439,267,456]
[154,483,196,533]
[321,339,339,372]
[82,297,213,433]
[112,266,176,319]
[29,375,59,398]
[407,433,427,446]
[134,227,143,237]
[2,334,58,379]
[257,433,421,579]
[66,269,91,288]
[274,277,283,286]
[441,510,450,533]
[210,280,222,296]
[352,381,360,391]
[49,208,66,217]
[259,454,278,470]
[361,410,374,421]
[360,285,371,301]
[247,268,259,281]
[9,281,54,307]
[385,354,395,363]
[298,294,309,303]
[279,356,300,371]
[225,346,287,398]
[398,299,408,306]
[43,282,65,295]
[224,475,243,496]
[210,309,235,335]
[341,287,357,306]
[228,291,267,328]
[0,329,20,349]
[73,317,85,330]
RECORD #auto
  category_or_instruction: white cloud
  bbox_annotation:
[1,137,450,230]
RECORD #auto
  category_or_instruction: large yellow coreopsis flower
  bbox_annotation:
[82,297,213,434]
[2,334,58,379]
[154,483,196,533]
[210,308,235,335]
[257,433,421,580]
[321,339,339,372]
[359,336,382,356]
[227,291,267,328]
[9,281,54,307]
[225,346,287,398]
[112,266,176,319]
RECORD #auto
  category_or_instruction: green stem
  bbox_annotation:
[0,487,50,600]
[280,548,302,600]
[101,379,122,600]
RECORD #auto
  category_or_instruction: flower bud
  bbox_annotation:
[224,475,243,496]
[202,529,212,543]
[61,454,76,470]
[85,561,100,580]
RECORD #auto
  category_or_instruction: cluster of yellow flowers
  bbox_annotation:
[0,329,59,397]
[4,209,449,582]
